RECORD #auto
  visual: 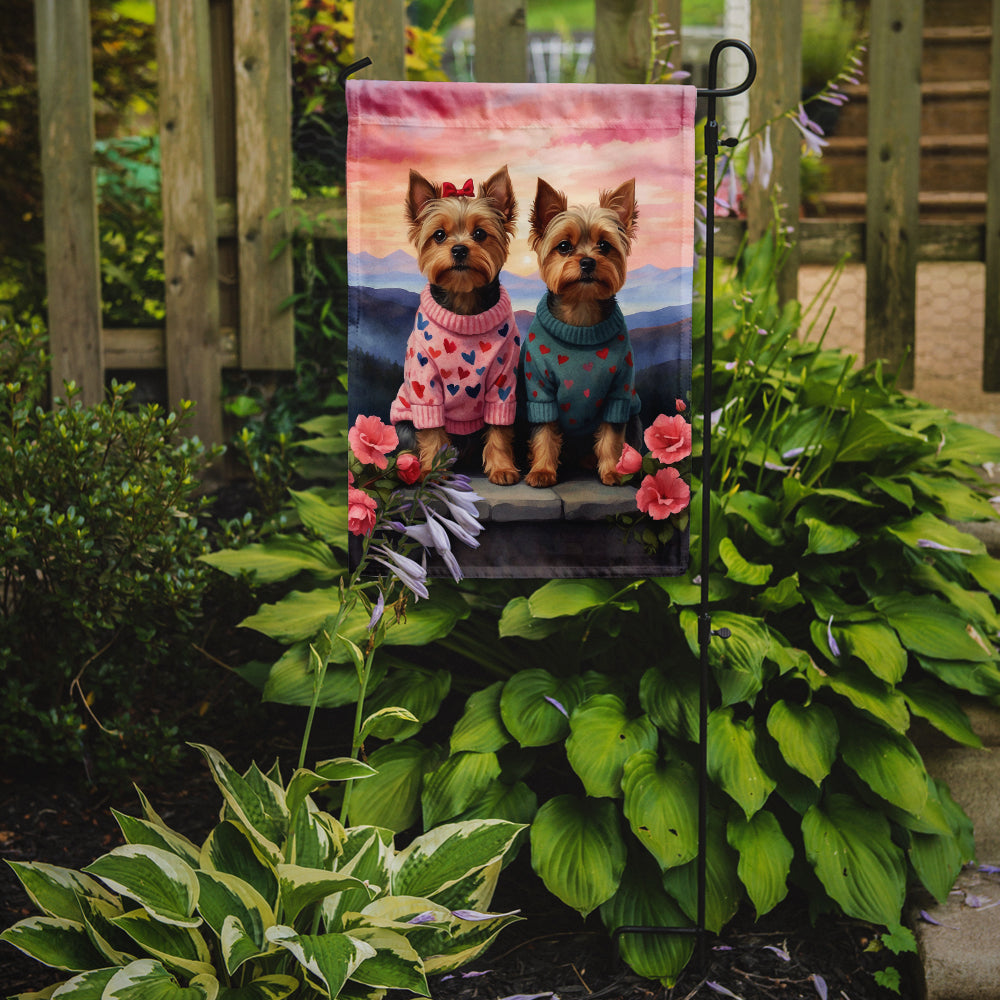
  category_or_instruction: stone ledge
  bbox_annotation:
[471,474,638,523]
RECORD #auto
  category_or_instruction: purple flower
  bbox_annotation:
[367,591,385,631]
[407,911,438,925]
[706,983,742,999]
[371,544,429,600]
[827,616,841,658]
[452,908,521,921]
[791,104,829,156]
[812,974,828,1000]
[917,538,973,554]
[544,695,569,718]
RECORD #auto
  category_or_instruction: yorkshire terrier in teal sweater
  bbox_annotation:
[522,177,641,487]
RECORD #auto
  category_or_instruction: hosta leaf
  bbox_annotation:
[46,966,118,997]
[497,596,564,639]
[707,708,776,819]
[453,779,538,827]
[916,655,1000,697]
[195,871,273,973]
[345,926,428,994]
[76,895,136,966]
[803,517,859,556]
[621,751,699,871]
[393,820,524,901]
[285,760,375,823]
[724,490,784,545]
[802,793,906,926]
[288,488,348,544]
[112,812,201,868]
[834,410,927,463]
[423,907,522,974]
[966,553,1000,597]
[260,644,384,709]
[838,718,929,816]
[727,811,793,917]
[276,865,374,925]
[832,621,907,684]
[499,670,585,747]
[680,610,770,706]
[362,667,451,740]
[200,822,278,910]
[4,862,118,923]
[215,975,299,1000]
[755,573,805,614]
[874,594,995,662]
[885,512,985,557]
[811,662,910,732]
[241,588,342,643]
[111,909,214,978]
[909,828,965,905]
[526,579,620,618]
[450,682,511,754]
[200,535,341,584]
[322,829,394,931]
[360,706,421,742]
[347,740,442,832]
[718,537,772,586]
[639,665,699,742]
[566,695,658,798]
[83,846,200,928]
[765,700,838,786]
[905,472,999,522]
[0,916,107,971]
[599,853,694,987]
[265,926,375,997]
[421,751,502,828]
[901,680,982,748]
[529,795,626,917]
[102,959,218,999]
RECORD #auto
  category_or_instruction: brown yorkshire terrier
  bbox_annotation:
[390,166,521,485]
[521,177,641,487]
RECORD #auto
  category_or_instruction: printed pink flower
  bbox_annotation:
[396,452,422,485]
[635,467,690,520]
[616,442,643,475]
[644,413,692,465]
[675,398,687,413]
[349,414,398,470]
[348,486,378,536]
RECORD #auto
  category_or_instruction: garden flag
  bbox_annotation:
[347,80,695,578]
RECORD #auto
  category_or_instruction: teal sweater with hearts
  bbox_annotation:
[522,294,640,434]
[390,286,519,434]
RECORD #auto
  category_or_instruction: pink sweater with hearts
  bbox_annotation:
[390,286,520,435]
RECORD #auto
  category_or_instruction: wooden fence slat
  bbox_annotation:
[233,0,294,369]
[594,0,653,84]
[864,0,923,390]
[355,0,406,81]
[983,0,1000,389]
[157,0,223,445]
[34,0,103,405]
[746,0,801,304]
[473,0,526,82]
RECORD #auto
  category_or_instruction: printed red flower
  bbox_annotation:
[675,398,687,412]
[396,452,422,485]
[635,467,690,520]
[616,442,643,475]
[349,414,398,470]
[348,486,378,536]
[644,413,692,465]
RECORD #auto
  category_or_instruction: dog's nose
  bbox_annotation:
[451,245,469,263]
[580,256,596,274]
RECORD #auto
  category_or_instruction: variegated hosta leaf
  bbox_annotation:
[421,751,502,829]
[727,810,793,918]
[391,820,524,901]
[765,700,838,786]
[195,870,274,974]
[4,861,118,922]
[424,859,501,916]
[285,761,375,824]
[450,681,511,754]
[344,926,429,995]
[838,718,929,817]
[78,894,136,966]
[214,975,299,1000]
[265,926,375,998]
[499,670,585,747]
[200,822,278,910]
[83,846,200,928]
[566,695,658,799]
[621,751,699,871]
[599,853,694,987]
[46,966,118,997]
[421,906,523,975]
[323,829,393,931]
[706,707,776,819]
[529,795,626,917]
[102,958,218,999]
[112,810,202,868]
[802,793,906,926]
[288,802,344,871]
[0,916,107,971]
[277,865,376,925]
[110,908,214,979]
[191,745,288,863]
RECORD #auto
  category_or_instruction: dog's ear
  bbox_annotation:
[405,170,439,229]
[480,165,518,234]
[600,179,639,242]
[528,178,567,249]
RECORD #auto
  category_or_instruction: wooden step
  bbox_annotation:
[922,25,993,83]
[813,190,987,222]
[922,0,992,28]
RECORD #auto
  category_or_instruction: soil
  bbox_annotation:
[0,739,914,1000]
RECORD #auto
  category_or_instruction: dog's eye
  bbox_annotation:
[556,240,573,255]
[471,228,488,242]
[432,229,447,244]
[596,240,611,255]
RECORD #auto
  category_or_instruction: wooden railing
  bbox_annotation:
[32,0,1000,445]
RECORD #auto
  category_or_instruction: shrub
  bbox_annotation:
[0,317,221,784]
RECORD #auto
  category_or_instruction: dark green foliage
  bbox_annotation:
[0,317,221,784]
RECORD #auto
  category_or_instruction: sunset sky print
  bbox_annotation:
[346,80,696,278]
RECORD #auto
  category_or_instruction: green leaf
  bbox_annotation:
[4,862,118,923]
[718,537,772,586]
[566,695,658,798]
[110,909,214,978]
[802,793,906,926]
[112,812,201,868]
[450,681,511,754]
[277,865,373,925]
[530,795,626,917]
[901,680,982,748]
[285,760,376,822]
[724,490,784,545]
[811,662,910,732]
[765,700,838,786]
[834,621,908,684]
[32,967,118,998]
[216,976,299,1000]
[195,871,273,974]
[497,597,564,639]
[288,488,348,544]
[345,926,429,994]
[265,926,374,997]
[707,707,776,819]
[906,472,999,522]
[680,610,770,706]
[421,751,502,829]
[875,594,995,662]
[199,822,278,910]
[835,410,927,463]
[260,644,383,709]
[935,421,1000,465]
[0,916,107,972]
[241,588,343,643]
[347,740,441,832]
[916,655,1000,697]
[755,573,805,614]
[838,718,929,817]
[452,779,538,827]
[526,579,620,618]
[359,706,421,742]
[200,536,341,584]
[362,667,451,740]
[803,517,859,556]
[727,811,793,918]
[103,959,217,999]
[599,853,694,987]
[499,670,584,747]
[83,846,200,928]
[621,751,699,871]
[639,665,699,742]
[886,512,985,557]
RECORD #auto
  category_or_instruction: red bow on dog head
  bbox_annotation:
[441,178,475,198]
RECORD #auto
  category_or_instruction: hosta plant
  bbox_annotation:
[1,744,523,999]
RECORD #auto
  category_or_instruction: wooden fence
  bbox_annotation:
[33,0,1000,445]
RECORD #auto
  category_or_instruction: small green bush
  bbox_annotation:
[0,317,220,783]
